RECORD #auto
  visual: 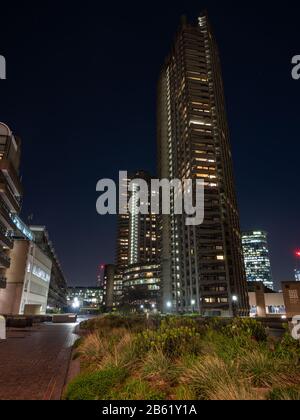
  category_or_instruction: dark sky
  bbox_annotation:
[0,1,299,290]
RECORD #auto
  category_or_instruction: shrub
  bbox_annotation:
[78,329,137,370]
[80,314,158,333]
[180,355,258,400]
[173,385,196,400]
[274,330,300,361]
[268,386,300,400]
[142,349,173,383]
[224,318,267,342]
[63,366,128,400]
[135,326,202,359]
[201,328,259,363]
[111,378,166,400]
[239,350,299,388]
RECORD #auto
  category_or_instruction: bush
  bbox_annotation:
[223,318,267,342]
[111,378,166,400]
[142,349,173,383]
[78,329,137,370]
[201,328,259,363]
[181,355,259,400]
[239,350,299,388]
[274,330,300,361]
[135,326,202,359]
[268,386,300,400]
[173,385,196,400]
[80,314,158,333]
[63,366,128,400]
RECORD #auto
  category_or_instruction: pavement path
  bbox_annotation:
[0,322,79,400]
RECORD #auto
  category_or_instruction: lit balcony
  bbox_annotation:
[0,159,23,197]
[0,229,13,249]
[0,182,21,213]
[0,276,7,289]
[0,252,10,269]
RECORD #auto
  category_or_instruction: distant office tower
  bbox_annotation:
[242,230,274,290]
[115,171,160,310]
[0,123,22,289]
[157,13,249,316]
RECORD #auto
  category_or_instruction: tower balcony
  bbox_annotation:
[0,276,7,289]
[0,182,21,213]
[0,251,10,269]
[0,159,23,197]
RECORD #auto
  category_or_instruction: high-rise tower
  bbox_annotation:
[242,230,274,290]
[115,171,160,310]
[157,13,249,316]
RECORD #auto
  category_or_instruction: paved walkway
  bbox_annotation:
[0,322,79,400]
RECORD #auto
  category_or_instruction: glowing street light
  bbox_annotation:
[72,298,80,309]
[232,295,238,302]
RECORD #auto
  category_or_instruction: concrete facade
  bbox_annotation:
[0,239,52,315]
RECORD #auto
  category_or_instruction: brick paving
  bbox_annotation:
[0,322,79,400]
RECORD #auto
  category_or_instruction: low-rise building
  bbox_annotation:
[282,282,300,318]
[30,226,67,311]
[0,239,52,315]
[248,281,300,319]
[67,286,104,314]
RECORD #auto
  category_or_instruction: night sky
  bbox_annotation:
[0,1,299,290]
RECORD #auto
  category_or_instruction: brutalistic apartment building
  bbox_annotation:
[0,122,22,288]
[0,216,52,315]
[157,12,249,316]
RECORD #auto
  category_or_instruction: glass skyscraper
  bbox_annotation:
[242,230,274,290]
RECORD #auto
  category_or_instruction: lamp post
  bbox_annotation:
[191,299,196,313]
[166,301,172,313]
[232,295,238,317]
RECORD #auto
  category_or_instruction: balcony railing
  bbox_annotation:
[0,251,10,269]
[0,159,23,196]
[0,276,7,289]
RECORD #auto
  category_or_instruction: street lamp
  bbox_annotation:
[232,295,238,317]
[191,299,196,313]
[72,298,80,310]
[166,301,172,312]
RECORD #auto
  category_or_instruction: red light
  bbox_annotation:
[100,265,105,270]
[295,251,300,258]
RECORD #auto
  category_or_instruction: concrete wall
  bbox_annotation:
[282,282,300,318]
[0,240,52,315]
[0,240,29,315]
